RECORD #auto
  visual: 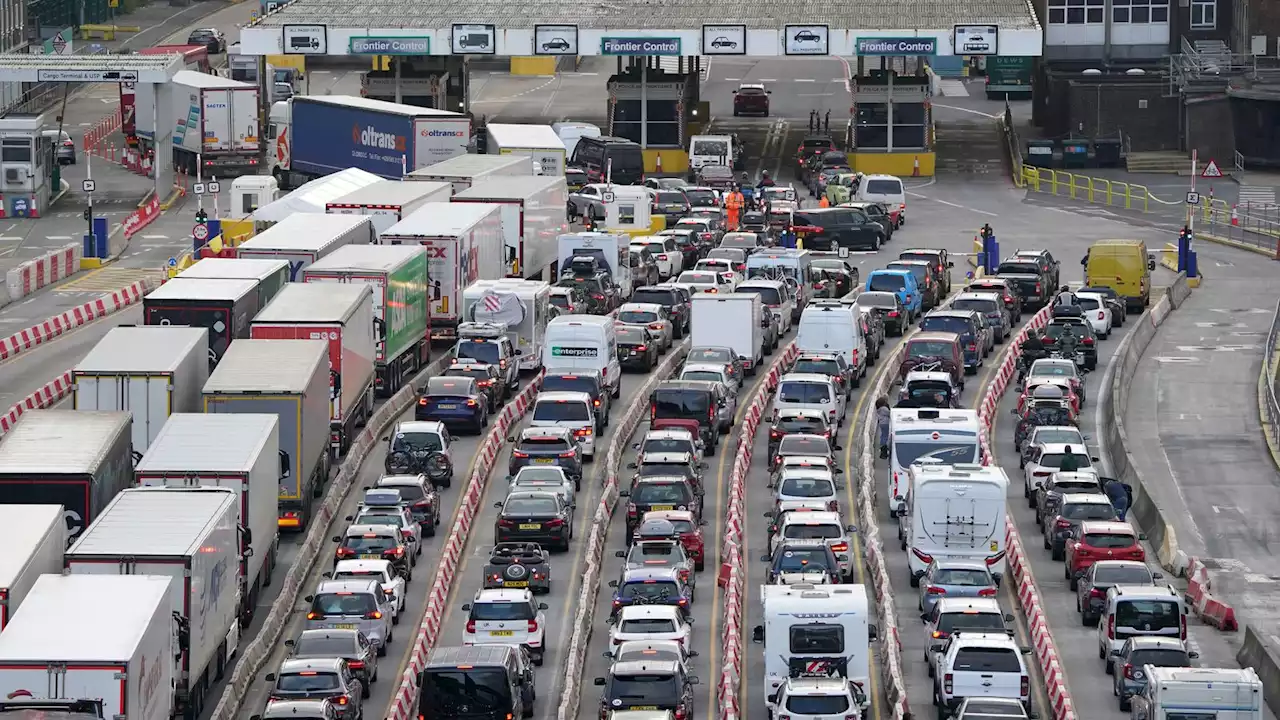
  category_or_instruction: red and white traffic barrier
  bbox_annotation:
[0,278,153,364]
[1185,558,1238,631]
[82,108,122,152]
[717,343,798,720]
[385,376,545,720]
[5,243,80,303]
[0,370,73,434]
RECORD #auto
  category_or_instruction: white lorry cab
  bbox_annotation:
[1131,667,1263,720]
[558,232,633,300]
[887,409,981,520]
[902,463,1009,585]
[753,584,876,717]
[746,249,815,322]
[796,304,865,381]
[544,315,621,399]
[462,279,552,372]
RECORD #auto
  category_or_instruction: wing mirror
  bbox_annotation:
[615,550,626,558]
[608,580,619,588]
[594,677,607,686]
[506,436,516,443]
[752,625,764,643]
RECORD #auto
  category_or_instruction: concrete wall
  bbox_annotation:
[1041,75,1180,150]
[1246,0,1280,54]
[1186,93,1236,161]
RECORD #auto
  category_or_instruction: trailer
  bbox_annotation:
[73,326,209,452]
[0,411,133,542]
[122,46,211,145]
[203,339,331,530]
[0,504,66,630]
[380,202,506,342]
[251,284,376,459]
[453,176,569,280]
[324,180,452,235]
[66,488,240,720]
[0,574,176,720]
[236,214,375,281]
[485,123,567,176]
[461,279,552,372]
[136,413,282,625]
[143,277,260,369]
[303,244,431,397]
[176,257,290,309]
[135,70,260,175]
[406,153,533,194]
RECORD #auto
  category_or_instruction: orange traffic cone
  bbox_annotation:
[1231,205,1239,226]
[913,156,920,177]
[655,153,663,175]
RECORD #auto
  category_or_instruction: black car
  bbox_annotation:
[542,369,610,426]
[494,491,574,551]
[967,277,1023,322]
[285,629,378,697]
[767,411,834,457]
[791,208,886,251]
[1013,248,1061,289]
[840,201,895,240]
[811,258,860,297]
[483,542,553,594]
[556,271,617,315]
[333,525,412,578]
[652,190,691,220]
[632,285,691,337]
[1042,319,1098,370]
[507,427,584,483]
[187,27,225,52]
[682,187,720,210]
[898,248,953,295]
[1082,285,1127,326]
[630,247,661,288]
[620,477,703,536]
[764,541,841,583]
[593,660,698,720]
[443,362,506,411]
[617,326,659,370]
[856,291,908,335]
[375,475,441,534]
[997,258,1052,309]
[887,260,941,309]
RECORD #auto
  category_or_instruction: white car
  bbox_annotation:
[508,465,576,506]
[771,467,840,513]
[330,559,407,621]
[737,279,795,333]
[773,373,845,429]
[606,639,698,673]
[616,302,675,351]
[769,678,862,720]
[461,588,550,665]
[1021,425,1088,468]
[636,428,704,458]
[675,270,736,294]
[692,258,743,287]
[608,605,692,648]
[529,390,597,458]
[632,237,682,279]
[1022,441,1097,500]
[1076,291,1113,339]
[768,509,855,580]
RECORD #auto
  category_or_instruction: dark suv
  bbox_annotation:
[507,427,584,485]
[792,208,887,251]
[997,258,1052,309]
[632,285,692,338]
[557,265,618,314]
[593,660,699,720]
[541,369,610,427]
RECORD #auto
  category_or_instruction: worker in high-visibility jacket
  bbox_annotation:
[725,186,745,231]
[818,194,831,208]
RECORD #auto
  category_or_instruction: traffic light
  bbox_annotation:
[195,209,209,225]
[980,223,994,241]
[83,207,91,222]
[1179,226,1193,243]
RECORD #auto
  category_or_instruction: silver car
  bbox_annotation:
[617,302,675,351]
[508,465,576,505]
[679,362,741,401]
[304,579,394,655]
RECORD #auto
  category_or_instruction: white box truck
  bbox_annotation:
[136,70,260,175]
[135,413,282,627]
[236,214,375,281]
[0,574,176,720]
[65,488,240,720]
[73,326,210,452]
[325,180,453,235]
[452,176,570,281]
[0,504,66,630]
[1136,667,1263,720]
[486,123,567,176]
[692,293,765,372]
[380,202,505,342]
[406,153,534,193]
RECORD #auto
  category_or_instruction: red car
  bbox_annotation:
[636,510,705,571]
[733,84,770,116]
[1066,521,1145,589]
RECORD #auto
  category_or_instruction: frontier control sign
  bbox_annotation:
[349,36,429,54]
[602,37,681,55]
[856,37,938,55]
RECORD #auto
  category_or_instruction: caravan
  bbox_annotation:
[901,463,1009,586]
[886,408,981,519]
[462,279,552,372]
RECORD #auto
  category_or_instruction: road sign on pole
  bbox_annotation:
[193,182,206,195]
[193,224,210,242]
[81,179,95,193]
[1186,191,1200,205]
[1201,160,1223,178]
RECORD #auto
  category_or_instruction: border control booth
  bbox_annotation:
[607,61,696,173]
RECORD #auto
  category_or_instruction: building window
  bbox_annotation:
[1048,0,1105,23]
[1113,0,1170,23]
[1191,0,1216,27]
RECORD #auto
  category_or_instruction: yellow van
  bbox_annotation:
[1084,239,1156,311]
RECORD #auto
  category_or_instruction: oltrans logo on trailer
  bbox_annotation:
[353,124,406,152]
[422,126,467,139]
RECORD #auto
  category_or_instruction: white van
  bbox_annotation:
[529,390,597,458]
[1098,584,1188,670]
[553,122,601,158]
[902,462,1009,584]
[855,174,906,226]
[688,134,736,173]
[543,315,621,399]
[773,372,844,429]
[796,304,865,382]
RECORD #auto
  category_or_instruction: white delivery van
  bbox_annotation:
[552,122,600,158]
[887,409,981,520]
[486,123,567,176]
[855,175,906,226]
[691,293,765,374]
[902,462,1009,584]
[796,304,865,379]
[543,315,621,399]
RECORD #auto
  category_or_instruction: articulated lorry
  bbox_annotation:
[136,413,282,626]
[0,504,66,630]
[203,339,331,530]
[0,410,133,542]
[73,326,209,452]
[134,70,260,176]
[177,257,290,309]
[251,284,376,459]
[236,213,375,281]
[143,277,260,369]
[0,575,177,720]
[325,179,453,235]
[453,175,569,281]
[66,488,240,720]
[268,95,471,189]
[406,153,533,193]
[303,244,431,397]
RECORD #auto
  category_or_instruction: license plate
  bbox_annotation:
[533,458,555,464]
[329,624,357,630]
[503,581,529,588]
[490,630,514,636]
[437,404,457,409]
[651,505,675,511]
[1075,352,1085,362]
[519,523,541,530]
[360,554,382,559]
[628,707,659,711]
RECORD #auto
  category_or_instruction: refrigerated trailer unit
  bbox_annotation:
[176,257,290,309]
[485,123,567,176]
[136,413,282,625]
[0,504,66,630]
[235,213,375,281]
[303,244,431,397]
[405,153,534,193]
[135,70,260,175]
[251,283,376,459]
[325,180,453,235]
[0,411,133,542]
[203,339,331,530]
[452,175,569,281]
[0,574,176,720]
[142,277,261,369]
[66,488,240,720]
[73,326,210,452]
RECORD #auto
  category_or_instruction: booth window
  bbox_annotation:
[1,138,30,163]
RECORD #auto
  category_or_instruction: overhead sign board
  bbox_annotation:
[349,36,430,55]
[857,36,937,55]
[953,24,998,55]
[282,24,328,54]
[703,25,746,55]
[602,37,682,55]
[37,69,137,82]
[534,25,578,55]
[784,25,829,55]
[452,24,496,54]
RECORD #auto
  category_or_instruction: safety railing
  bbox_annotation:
[1019,166,1150,212]
[1261,299,1280,468]
[1197,202,1280,256]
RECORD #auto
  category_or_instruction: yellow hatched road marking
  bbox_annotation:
[56,267,163,293]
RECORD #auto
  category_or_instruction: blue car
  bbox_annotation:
[416,376,489,434]
[920,310,984,372]
[866,269,922,321]
[607,567,693,617]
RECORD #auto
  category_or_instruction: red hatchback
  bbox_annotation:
[636,510,706,571]
[733,84,770,116]
[1066,521,1145,588]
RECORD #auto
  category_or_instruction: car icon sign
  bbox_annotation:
[794,30,820,42]
[542,37,571,50]
[712,37,737,48]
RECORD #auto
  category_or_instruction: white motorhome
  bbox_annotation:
[754,584,875,717]
[558,232,633,299]
[688,134,738,173]
[1132,667,1263,720]
[543,315,621,399]
[462,279,552,371]
[902,463,1009,584]
[887,408,981,519]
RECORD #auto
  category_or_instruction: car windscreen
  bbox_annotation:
[1077,296,1102,310]
[1129,649,1191,667]
[893,442,979,466]
[794,358,841,377]
[470,602,534,621]
[786,694,850,715]
[1036,453,1091,470]
[1094,565,1153,585]
[533,400,590,422]
[427,377,474,396]
[518,437,572,453]
[550,294,573,309]
[637,463,693,479]
[776,418,828,435]
[503,496,560,515]
[655,192,686,204]
[687,348,731,363]
[391,432,443,452]
[421,668,513,714]
[997,261,1040,275]
[937,612,1006,633]
[653,389,711,417]
[446,368,494,384]
[1062,503,1116,521]
[620,581,680,599]
[641,438,694,454]
[333,569,388,585]
[606,674,680,704]
[952,648,1022,672]
[905,382,953,402]
[311,592,377,615]
[779,477,835,497]
[617,328,648,345]
[906,341,955,359]
[778,381,831,404]
[355,512,406,528]
[677,272,717,285]
[619,310,660,325]
[774,547,834,573]
[789,624,843,653]
[1032,363,1075,377]
[778,436,831,455]
[869,274,907,293]
[542,375,599,396]
[295,634,358,656]
[456,340,501,365]
[340,535,395,553]
[865,179,902,195]
[1083,533,1137,549]
[692,139,730,157]
[952,298,998,314]
[632,483,692,505]
[632,289,679,306]
[276,671,341,692]
[856,293,896,310]
[921,316,972,336]
[783,522,841,540]
[632,543,681,560]
[684,189,717,206]
[681,371,723,385]
[889,264,929,283]
[1115,600,1181,629]
[620,618,676,633]
[932,568,992,586]
[737,285,782,305]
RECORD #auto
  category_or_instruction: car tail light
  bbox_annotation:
[466,619,476,633]
[943,674,953,694]
[636,345,648,352]
[1083,337,1095,346]
[366,611,383,620]
[478,380,493,387]
[827,500,838,511]
[575,428,593,437]
[1123,664,1135,679]
[1035,283,1042,293]
[1108,613,1116,639]
[830,542,849,552]
[926,585,946,595]
[593,293,605,300]
[466,399,478,407]
[418,397,428,406]
[1180,613,1187,639]
[1089,588,1106,599]
[498,519,515,528]
[899,203,906,210]
[384,547,405,557]
[1055,518,1072,530]
[770,430,782,439]
[1005,294,1014,303]
[675,706,688,720]
[546,518,565,528]
[335,547,355,558]
[658,254,668,260]
[528,618,540,632]
[648,323,664,331]
[594,399,601,407]
[985,551,1005,566]
[1098,311,1106,320]
[349,661,365,670]
[559,450,577,458]
[978,587,998,597]
[306,612,321,620]
[627,503,637,516]
[336,696,349,706]
[911,548,933,564]
[888,310,899,318]
[512,450,529,458]
[1020,676,1029,697]
[931,630,949,639]
[967,344,977,351]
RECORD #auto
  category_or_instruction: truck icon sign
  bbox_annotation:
[289,35,320,49]
[459,33,490,49]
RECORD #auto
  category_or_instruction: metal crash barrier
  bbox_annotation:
[1019,167,1150,212]
[1196,198,1280,256]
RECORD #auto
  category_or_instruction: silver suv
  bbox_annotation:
[304,579,394,654]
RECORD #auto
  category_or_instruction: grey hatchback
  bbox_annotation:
[303,579,394,655]
[266,658,363,720]
[286,628,378,696]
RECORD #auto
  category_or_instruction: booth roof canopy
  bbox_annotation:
[252,0,1040,31]
[251,167,383,223]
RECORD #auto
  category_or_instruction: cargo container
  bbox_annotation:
[325,180,453,235]
[0,411,133,542]
[203,339,331,530]
[0,504,66,630]
[73,326,209,452]
[406,153,533,194]
[453,176,569,281]
[235,214,374,281]
[251,284,376,458]
[0,575,176,720]
[380,202,505,342]
[142,277,260,368]
[485,123,567,176]
[177,257,290,308]
[122,46,212,144]
[135,70,260,175]
[303,244,430,397]
[136,413,282,625]
[268,95,471,189]
[66,488,240,720]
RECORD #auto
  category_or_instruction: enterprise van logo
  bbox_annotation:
[551,346,598,357]
[422,127,467,138]
[353,124,406,151]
